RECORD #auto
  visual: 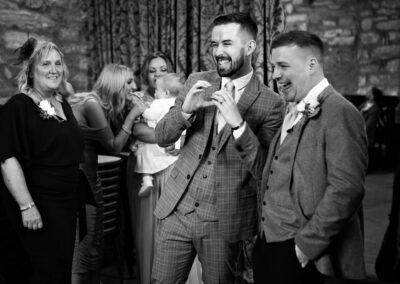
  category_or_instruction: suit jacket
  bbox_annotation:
[154,70,284,241]
[236,85,368,278]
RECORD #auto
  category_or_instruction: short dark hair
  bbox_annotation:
[212,12,258,40]
[271,30,324,58]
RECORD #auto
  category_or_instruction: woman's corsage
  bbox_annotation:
[38,100,56,118]
[37,98,64,122]
[26,90,64,122]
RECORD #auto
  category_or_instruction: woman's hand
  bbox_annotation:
[127,100,147,121]
[21,206,43,230]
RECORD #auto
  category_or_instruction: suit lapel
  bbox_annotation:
[199,76,220,149]
[286,85,333,188]
[217,74,261,153]
[204,80,220,126]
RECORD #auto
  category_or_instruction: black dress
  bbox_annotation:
[0,93,83,284]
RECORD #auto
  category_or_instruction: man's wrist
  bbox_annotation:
[232,121,246,140]
[231,120,245,131]
[181,110,193,120]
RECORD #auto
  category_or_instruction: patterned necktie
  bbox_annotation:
[217,80,235,133]
[280,102,298,144]
[224,80,235,100]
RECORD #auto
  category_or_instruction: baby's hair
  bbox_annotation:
[158,73,183,97]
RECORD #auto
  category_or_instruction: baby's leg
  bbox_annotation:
[138,174,154,197]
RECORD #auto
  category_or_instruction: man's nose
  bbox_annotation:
[272,68,281,80]
[214,44,224,56]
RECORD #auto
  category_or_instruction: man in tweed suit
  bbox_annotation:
[152,12,284,283]
[236,31,368,283]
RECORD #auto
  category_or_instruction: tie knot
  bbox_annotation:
[224,80,235,99]
[224,80,234,92]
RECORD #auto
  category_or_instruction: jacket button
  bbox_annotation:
[263,201,266,205]
[187,174,191,179]
[207,161,212,165]
[212,146,216,150]
[203,174,207,179]
[262,217,265,221]
[198,154,202,159]
[195,202,199,207]
[266,185,269,190]
[274,156,278,160]
[270,170,273,174]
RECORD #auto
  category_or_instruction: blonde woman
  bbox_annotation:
[0,38,83,284]
[69,63,146,284]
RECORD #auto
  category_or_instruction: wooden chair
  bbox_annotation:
[98,155,124,283]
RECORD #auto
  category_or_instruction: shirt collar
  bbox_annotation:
[221,69,253,92]
[301,78,329,105]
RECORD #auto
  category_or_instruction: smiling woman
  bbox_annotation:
[0,38,84,284]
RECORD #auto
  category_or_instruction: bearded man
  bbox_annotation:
[152,12,284,284]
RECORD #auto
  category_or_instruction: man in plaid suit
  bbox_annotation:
[152,12,284,283]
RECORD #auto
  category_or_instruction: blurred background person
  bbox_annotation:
[0,38,83,284]
[69,63,146,284]
[359,86,384,172]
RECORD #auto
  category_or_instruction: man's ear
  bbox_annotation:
[308,57,319,73]
[246,40,257,56]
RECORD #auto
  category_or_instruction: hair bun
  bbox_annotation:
[13,37,38,65]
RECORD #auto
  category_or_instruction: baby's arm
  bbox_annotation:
[142,100,164,122]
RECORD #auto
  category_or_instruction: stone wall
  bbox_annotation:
[0,0,89,101]
[283,0,400,96]
[0,0,398,100]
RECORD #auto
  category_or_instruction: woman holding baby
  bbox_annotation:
[127,52,202,284]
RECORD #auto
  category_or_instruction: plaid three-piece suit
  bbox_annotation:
[152,70,284,283]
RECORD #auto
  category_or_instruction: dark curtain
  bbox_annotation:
[84,0,285,86]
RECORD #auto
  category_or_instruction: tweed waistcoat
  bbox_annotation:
[261,123,301,241]
[176,113,222,221]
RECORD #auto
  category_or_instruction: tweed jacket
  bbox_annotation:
[154,70,284,241]
[235,85,368,278]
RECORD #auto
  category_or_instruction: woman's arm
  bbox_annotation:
[1,157,43,230]
[83,98,145,155]
[132,123,156,143]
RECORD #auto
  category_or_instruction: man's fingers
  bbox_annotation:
[202,101,215,108]
[193,80,212,88]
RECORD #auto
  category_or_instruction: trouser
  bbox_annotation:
[253,235,326,284]
[152,210,243,284]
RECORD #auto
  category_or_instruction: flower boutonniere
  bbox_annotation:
[38,100,63,122]
[297,95,321,118]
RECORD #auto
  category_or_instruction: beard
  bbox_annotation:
[216,50,245,78]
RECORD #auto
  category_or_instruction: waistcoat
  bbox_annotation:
[176,112,225,221]
[261,124,301,242]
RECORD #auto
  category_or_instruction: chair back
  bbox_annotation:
[97,155,123,238]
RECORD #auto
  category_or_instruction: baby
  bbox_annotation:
[132,73,185,197]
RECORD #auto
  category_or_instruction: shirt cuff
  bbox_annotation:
[232,122,246,139]
[181,111,192,120]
